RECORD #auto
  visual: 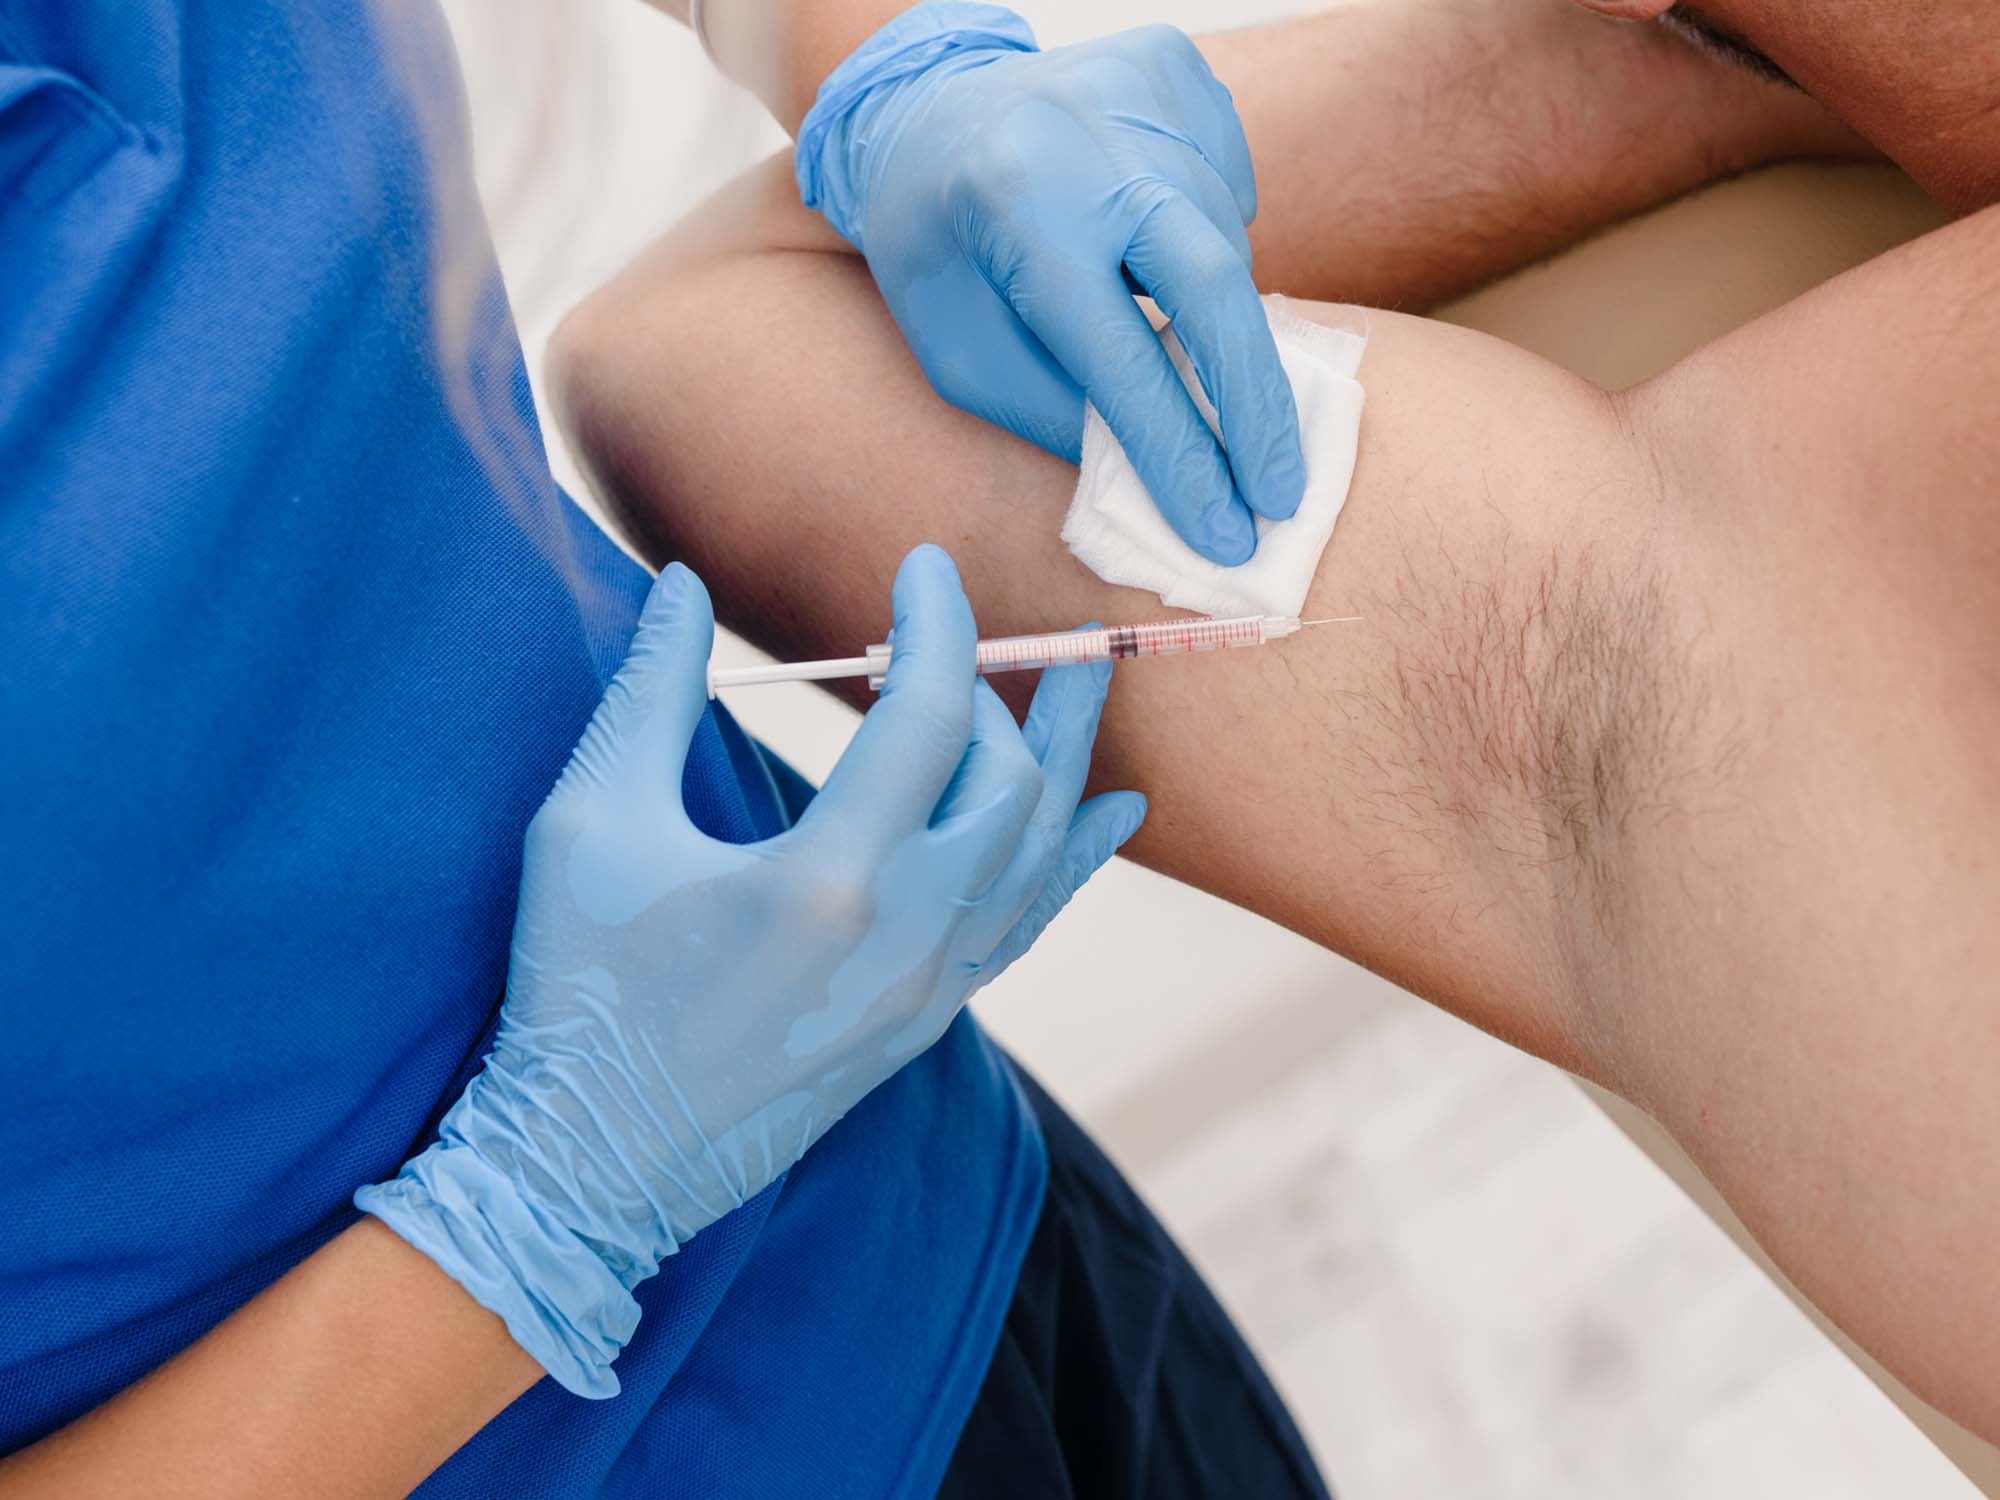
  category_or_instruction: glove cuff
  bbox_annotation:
[355,1143,648,1399]
[794,0,1037,249]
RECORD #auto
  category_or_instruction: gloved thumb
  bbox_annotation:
[562,563,715,796]
[976,790,1147,989]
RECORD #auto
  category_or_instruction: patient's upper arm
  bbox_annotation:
[549,156,1690,1076]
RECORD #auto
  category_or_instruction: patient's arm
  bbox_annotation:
[550,12,2000,1446]
[551,177,2000,1454]
[1166,0,1865,307]
[551,171,2000,1438]
[586,260,1634,1065]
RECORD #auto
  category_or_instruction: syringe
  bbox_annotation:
[707,614,1355,694]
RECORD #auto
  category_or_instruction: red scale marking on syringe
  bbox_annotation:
[973,615,1274,676]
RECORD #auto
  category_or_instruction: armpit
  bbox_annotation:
[1343,508,1746,972]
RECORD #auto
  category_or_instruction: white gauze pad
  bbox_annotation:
[1062,295,1366,618]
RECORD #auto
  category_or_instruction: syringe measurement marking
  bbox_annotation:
[974,616,1267,676]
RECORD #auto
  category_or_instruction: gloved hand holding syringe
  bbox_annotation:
[363,550,1353,1402]
[360,546,1161,1399]
[709,614,1360,694]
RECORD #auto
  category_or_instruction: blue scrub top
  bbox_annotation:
[0,3,1044,1494]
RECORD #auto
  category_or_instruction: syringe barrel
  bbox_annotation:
[863,615,1274,690]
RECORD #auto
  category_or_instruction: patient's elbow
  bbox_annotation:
[545,282,714,563]
[545,235,854,570]
[545,293,625,483]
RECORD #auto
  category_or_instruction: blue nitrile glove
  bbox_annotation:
[796,2,1304,567]
[357,546,1144,1397]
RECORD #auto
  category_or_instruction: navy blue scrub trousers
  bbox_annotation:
[938,1064,1334,1500]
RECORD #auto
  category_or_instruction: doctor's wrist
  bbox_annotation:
[794,0,1037,248]
[355,1138,646,1400]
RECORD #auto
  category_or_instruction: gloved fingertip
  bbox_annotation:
[1196,500,1257,566]
[1068,790,1146,871]
[1107,790,1148,850]
[642,559,693,614]
[885,545,975,674]
[1062,799,1141,892]
[904,542,961,585]
[637,561,712,645]
[1252,442,1307,522]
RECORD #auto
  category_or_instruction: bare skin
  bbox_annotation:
[0,1221,541,1499]
[550,0,2000,1443]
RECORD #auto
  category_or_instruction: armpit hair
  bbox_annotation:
[1350,525,1742,936]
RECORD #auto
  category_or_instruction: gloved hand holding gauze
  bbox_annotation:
[1063,296,1366,618]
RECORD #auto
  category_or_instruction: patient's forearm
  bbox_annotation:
[1210,0,1867,308]
[632,6,1865,314]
